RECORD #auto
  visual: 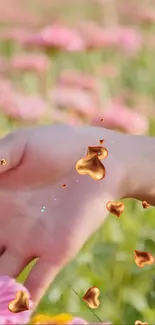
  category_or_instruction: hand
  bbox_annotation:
[0,124,129,306]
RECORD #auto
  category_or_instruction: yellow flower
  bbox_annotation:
[31,313,74,324]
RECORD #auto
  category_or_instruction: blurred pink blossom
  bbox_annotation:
[24,24,85,52]
[0,3,39,26]
[50,86,99,118]
[71,318,111,325]
[50,106,85,126]
[0,28,32,43]
[1,93,46,121]
[121,3,155,24]
[0,78,15,106]
[78,22,142,54]
[9,53,50,73]
[116,27,143,54]
[70,318,88,325]
[58,70,97,92]
[92,99,149,134]
[137,8,155,24]
[0,276,32,325]
[0,57,7,74]
[78,22,118,49]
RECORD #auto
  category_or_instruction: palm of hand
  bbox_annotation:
[0,124,126,304]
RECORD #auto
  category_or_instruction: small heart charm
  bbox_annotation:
[134,250,155,268]
[135,320,148,325]
[86,146,108,160]
[106,201,125,217]
[76,154,106,181]
[0,159,7,166]
[8,290,29,313]
[82,286,100,309]
[142,201,150,209]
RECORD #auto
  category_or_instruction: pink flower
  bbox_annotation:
[92,99,149,134]
[115,27,142,54]
[71,319,111,325]
[78,22,118,50]
[1,93,46,122]
[0,78,15,107]
[50,107,83,126]
[0,2,39,26]
[9,54,50,73]
[69,317,88,324]
[24,24,85,52]
[0,276,32,325]
[0,57,7,74]
[58,70,97,92]
[50,86,99,118]
[138,8,155,24]
[78,22,142,54]
[0,28,32,43]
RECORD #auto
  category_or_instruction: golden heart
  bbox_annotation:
[0,159,6,166]
[8,290,29,313]
[142,201,150,209]
[106,201,125,217]
[82,286,100,309]
[99,139,104,145]
[134,250,155,268]
[135,321,148,325]
[86,146,108,160]
[76,154,106,181]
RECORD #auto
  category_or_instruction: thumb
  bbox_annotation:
[0,131,26,174]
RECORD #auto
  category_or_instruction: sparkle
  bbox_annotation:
[41,206,46,212]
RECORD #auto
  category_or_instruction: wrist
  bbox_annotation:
[123,134,155,205]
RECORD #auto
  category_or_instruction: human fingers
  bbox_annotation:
[0,131,26,175]
[25,258,63,306]
[0,248,31,278]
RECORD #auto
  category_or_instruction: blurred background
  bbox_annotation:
[1,0,155,323]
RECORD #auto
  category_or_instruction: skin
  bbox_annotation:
[0,124,153,308]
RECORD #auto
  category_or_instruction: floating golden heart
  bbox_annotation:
[106,201,125,217]
[142,201,150,209]
[82,286,100,309]
[8,290,29,313]
[99,139,104,145]
[76,154,106,181]
[135,321,148,325]
[0,159,6,166]
[87,146,108,160]
[134,250,155,268]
